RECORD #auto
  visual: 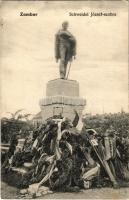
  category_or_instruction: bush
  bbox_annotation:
[83,112,129,137]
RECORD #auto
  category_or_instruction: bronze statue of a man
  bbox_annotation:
[55,21,76,79]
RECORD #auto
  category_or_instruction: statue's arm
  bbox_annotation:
[72,38,77,56]
[55,32,60,60]
[68,31,77,57]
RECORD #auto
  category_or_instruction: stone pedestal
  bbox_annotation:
[46,79,79,97]
[39,79,86,121]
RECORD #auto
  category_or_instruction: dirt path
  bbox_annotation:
[1,181,129,199]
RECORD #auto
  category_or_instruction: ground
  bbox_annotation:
[1,182,129,199]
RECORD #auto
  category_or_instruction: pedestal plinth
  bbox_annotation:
[46,79,79,97]
[39,79,86,121]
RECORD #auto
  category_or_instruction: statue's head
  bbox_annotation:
[62,21,69,30]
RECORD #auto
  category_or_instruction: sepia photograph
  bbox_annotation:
[1,0,129,199]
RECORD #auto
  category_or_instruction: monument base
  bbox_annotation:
[40,102,85,121]
[39,79,86,121]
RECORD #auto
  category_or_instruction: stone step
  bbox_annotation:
[1,146,9,152]
[1,143,10,153]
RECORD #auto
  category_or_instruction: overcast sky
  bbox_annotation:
[1,1,128,117]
